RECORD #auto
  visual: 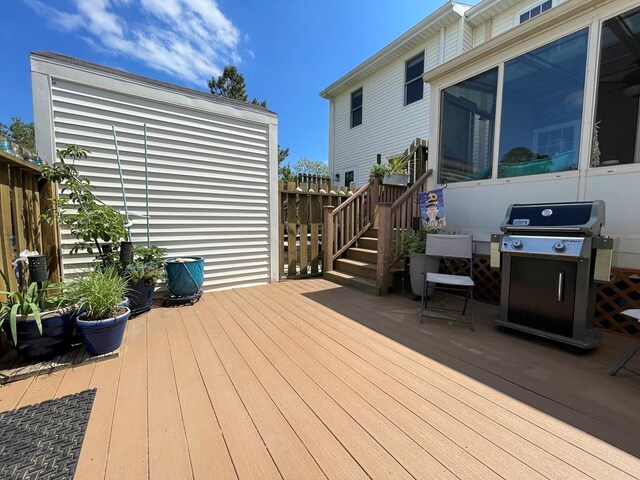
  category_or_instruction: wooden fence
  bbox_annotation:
[278,180,354,279]
[0,150,61,295]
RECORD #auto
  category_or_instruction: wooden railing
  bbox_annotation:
[0,150,61,294]
[377,170,433,289]
[323,179,376,273]
[279,180,354,279]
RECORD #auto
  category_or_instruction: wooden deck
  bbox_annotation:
[0,279,638,479]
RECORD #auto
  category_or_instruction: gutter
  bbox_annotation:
[423,0,602,85]
[320,1,471,99]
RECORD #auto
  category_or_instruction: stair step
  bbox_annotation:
[357,237,378,250]
[346,247,377,263]
[365,228,379,238]
[324,271,382,296]
[335,258,377,280]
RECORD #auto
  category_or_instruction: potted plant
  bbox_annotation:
[40,144,127,259]
[165,257,205,297]
[369,163,390,181]
[124,245,167,315]
[0,269,71,358]
[67,268,130,356]
[384,156,409,186]
[401,228,441,298]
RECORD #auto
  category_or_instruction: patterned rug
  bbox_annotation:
[0,388,96,479]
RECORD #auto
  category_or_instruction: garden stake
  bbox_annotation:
[144,123,150,247]
[111,125,132,241]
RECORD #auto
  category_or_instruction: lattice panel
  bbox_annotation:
[472,255,502,305]
[594,268,640,338]
[465,259,640,338]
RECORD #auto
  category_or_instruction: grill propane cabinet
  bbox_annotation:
[490,201,613,349]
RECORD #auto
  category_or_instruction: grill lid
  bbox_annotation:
[501,201,605,236]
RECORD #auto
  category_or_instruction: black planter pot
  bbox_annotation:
[127,278,155,316]
[2,311,73,358]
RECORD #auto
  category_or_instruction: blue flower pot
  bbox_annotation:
[127,279,154,316]
[76,307,131,356]
[165,257,204,296]
[2,310,72,358]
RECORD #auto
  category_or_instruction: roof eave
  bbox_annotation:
[319,1,471,99]
[423,0,602,85]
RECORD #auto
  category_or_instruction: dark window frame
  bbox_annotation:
[405,52,425,106]
[518,0,553,25]
[350,88,363,128]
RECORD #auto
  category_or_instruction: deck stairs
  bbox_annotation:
[324,228,403,295]
[323,139,431,296]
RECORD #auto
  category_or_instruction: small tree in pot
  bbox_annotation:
[40,144,127,261]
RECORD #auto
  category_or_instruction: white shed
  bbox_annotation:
[30,51,279,291]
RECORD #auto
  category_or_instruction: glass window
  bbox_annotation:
[439,68,498,184]
[593,6,640,167]
[344,170,354,187]
[497,29,588,178]
[351,88,362,128]
[519,0,553,25]
[405,53,424,105]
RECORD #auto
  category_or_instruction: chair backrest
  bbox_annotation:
[425,234,473,259]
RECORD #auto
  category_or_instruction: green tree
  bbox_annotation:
[208,65,248,101]
[0,116,36,153]
[292,157,328,176]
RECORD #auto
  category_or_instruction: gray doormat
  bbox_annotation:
[0,388,96,480]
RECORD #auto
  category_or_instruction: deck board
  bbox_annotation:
[104,311,149,480]
[1,280,638,479]
[147,308,192,480]
[188,299,282,480]
[269,282,636,479]
[169,307,238,480]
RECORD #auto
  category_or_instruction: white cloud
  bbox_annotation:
[24,0,242,86]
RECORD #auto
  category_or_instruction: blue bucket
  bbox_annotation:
[165,257,204,296]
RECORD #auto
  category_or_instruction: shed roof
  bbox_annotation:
[31,51,276,116]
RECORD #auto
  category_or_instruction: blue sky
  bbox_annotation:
[1,0,454,165]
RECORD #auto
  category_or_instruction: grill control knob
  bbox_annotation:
[512,240,523,249]
[553,241,566,253]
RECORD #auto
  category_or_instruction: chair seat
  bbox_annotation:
[426,272,474,287]
[622,309,640,322]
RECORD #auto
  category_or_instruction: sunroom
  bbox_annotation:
[423,0,640,271]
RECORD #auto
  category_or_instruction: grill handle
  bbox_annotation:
[557,271,564,302]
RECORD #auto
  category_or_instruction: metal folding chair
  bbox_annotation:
[610,309,640,376]
[420,234,475,331]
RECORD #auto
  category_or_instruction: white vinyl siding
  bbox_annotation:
[444,24,459,61]
[492,0,568,37]
[462,21,474,52]
[32,55,277,291]
[330,22,461,186]
[474,23,487,47]
[425,36,441,71]
[332,53,429,186]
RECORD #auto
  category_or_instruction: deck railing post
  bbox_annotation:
[322,205,336,274]
[370,177,380,228]
[376,202,392,295]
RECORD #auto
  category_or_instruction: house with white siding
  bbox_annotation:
[31,52,279,290]
[321,0,640,269]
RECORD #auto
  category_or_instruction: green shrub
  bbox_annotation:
[126,245,167,285]
[67,268,127,321]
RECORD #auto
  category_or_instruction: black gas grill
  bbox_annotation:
[492,201,613,349]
